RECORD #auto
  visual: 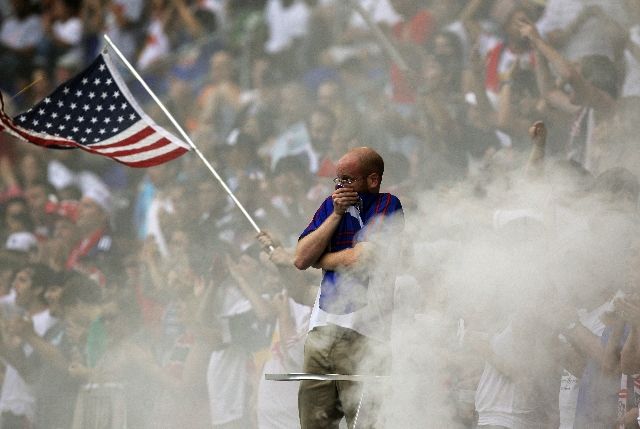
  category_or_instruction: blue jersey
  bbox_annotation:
[299,192,403,314]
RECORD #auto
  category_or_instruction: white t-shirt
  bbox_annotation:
[52,17,83,46]
[0,309,57,420]
[269,122,319,174]
[264,0,310,54]
[536,0,629,61]
[257,298,310,429]
[137,18,170,70]
[622,25,640,97]
[0,14,43,50]
[347,0,401,29]
[206,282,252,426]
[475,322,559,429]
[557,301,609,429]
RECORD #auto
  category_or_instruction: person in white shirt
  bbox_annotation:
[0,0,43,92]
[0,263,57,429]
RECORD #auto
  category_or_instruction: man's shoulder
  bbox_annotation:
[374,193,403,211]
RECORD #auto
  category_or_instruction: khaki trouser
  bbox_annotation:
[298,325,389,429]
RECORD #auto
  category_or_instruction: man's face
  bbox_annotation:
[317,82,338,108]
[5,201,28,232]
[309,112,333,147]
[25,185,48,214]
[335,155,369,193]
[13,269,41,309]
[45,284,64,318]
[0,269,13,296]
[76,197,106,232]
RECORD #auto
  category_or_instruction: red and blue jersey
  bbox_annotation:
[299,192,403,315]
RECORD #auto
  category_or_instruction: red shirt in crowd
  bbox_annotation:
[390,9,434,104]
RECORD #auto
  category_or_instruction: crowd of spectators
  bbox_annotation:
[0,0,639,428]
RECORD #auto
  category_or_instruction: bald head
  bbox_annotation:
[348,147,384,177]
[336,147,384,193]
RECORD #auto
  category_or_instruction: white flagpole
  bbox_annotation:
[103,34,267,239]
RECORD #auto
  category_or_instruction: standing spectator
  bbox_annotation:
[0,264,57,429]
[194,50,242,147]
[388,0,435,106]
[0,0,43,93]
[536,0,629,62]
[37,0,84,75]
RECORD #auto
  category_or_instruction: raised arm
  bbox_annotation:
[518,16,616,112]
[294,188,358,270]
[525,121,547,176]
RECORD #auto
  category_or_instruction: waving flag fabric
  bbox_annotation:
[0,52,190,168]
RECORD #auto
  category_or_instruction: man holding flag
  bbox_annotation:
[295,146,404,429]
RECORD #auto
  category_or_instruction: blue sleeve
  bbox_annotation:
[299,196,334,241]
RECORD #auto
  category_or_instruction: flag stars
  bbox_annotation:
[63,87,70,94]
[32,119,39,126]
[120,103,127,110]
[109,105,116,112]
[112,127,119,132]
[99,64,106,72]
[72,127,79,132]
[113,91,120,98]
[93,137,100,142]
[45,123,52,129]
[99,129,106,135]
[83,105,90,111]
[51,112,58,119]
[57,101,64,108]
[70,103,77,110]
[93,78,101,85]
[44,97,51,104]
[105,78,112,86]
[104,117,111,124]
[75,90,83,97]
[38,108,45,115]
[129,113,136,120]
[77,116,85,123]
[88,92,95,99]
[91,117,98,124]
[117,116,124,123]
[82,78,88,85]
[85,128,92,134]
[80,137,87,142]
[96,105,103,112]
[64,114,71,121]
[58,124,65,130]
[101,92,108,99]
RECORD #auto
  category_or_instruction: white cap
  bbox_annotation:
[76,171,112,214]
[83,185,112,214]
[5,232,38,253]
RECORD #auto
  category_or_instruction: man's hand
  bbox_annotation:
[517,16,541,42]
[332,187,359,216]
[528,121,547,145]
[256,231,281,252]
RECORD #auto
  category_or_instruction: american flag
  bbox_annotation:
[0,53,190,168]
